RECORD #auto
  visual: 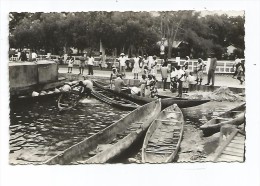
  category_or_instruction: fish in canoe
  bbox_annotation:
[200,103,245,136]
[92,80,210,109]
[45,99,161,164]
[142,104,185,163]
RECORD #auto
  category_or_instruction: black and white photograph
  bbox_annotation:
[8,10,246,165]
[1,1,260,186]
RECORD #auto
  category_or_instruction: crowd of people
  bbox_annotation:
[106,52,245,98]
[20,50,244,99]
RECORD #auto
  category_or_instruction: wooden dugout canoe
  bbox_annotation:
[45,99,161,164]
[200,103,246,136]
[142,104,184,163]
[91,90,140,111]
[92,80,210,109]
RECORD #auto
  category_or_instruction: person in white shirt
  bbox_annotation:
[150,55,158,76]
[176,65,185,97]
[132,54,141,79]
[87,54,94,75]
[232,56,241,78]
[32,51,37,61]
[119,53,126,76]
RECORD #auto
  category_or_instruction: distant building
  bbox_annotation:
[227,45,237,55]
[156,40,188,48]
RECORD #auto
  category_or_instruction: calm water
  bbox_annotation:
[9,98,129,164]
[9,98,240,164]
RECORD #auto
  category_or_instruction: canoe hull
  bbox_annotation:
[93,80,210,109]
[142,104,185,163]
[45,99,161,164]
[91,91,139,111]
[200,103,246,136]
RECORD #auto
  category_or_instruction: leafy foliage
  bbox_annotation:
[9,11,244,59]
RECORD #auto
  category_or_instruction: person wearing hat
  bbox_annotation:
[205,52,217,86]
[119,53,126,77]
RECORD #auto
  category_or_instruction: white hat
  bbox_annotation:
[120,53,125,56]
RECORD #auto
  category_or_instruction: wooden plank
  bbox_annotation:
[222,151,244,157]
[231,139,245,145]
[219,154,243,162]
[217,157,233,162]
[227,142,244,150]
[225,147,245,154]
[213,129,239,162]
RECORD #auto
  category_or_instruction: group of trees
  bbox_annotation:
[9,11,245,59]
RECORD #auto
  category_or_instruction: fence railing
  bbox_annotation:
[10,55,237,74]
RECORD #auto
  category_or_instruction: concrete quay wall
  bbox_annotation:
[9,61,62,96]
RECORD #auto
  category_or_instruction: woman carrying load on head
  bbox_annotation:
[196,58,206,85]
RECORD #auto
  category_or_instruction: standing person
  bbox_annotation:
[119,53,126,77]
[147,75,158,98]
[138,56,143,69]
[67,56,74,73]
[99,52,103,70]
[142,54,149,70]
[170,67,178,93]
[31,51,37,61]
[87,54,94,75]
[182,71,189,93]
[176,65,185,97]
[150,55,158,76]
[79,53,86,75]
[205,53,217,86]
[160,62,169,91]
[114,74,127,93]
[64,53,68,64]
[236,62,244,84]
[183,56,190,70]
[110,67,118,89]
[196,58,206,85]
[232,56,241,78]
[19,50,27,61]
[132,55,141,79]
[139,74,147,97]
